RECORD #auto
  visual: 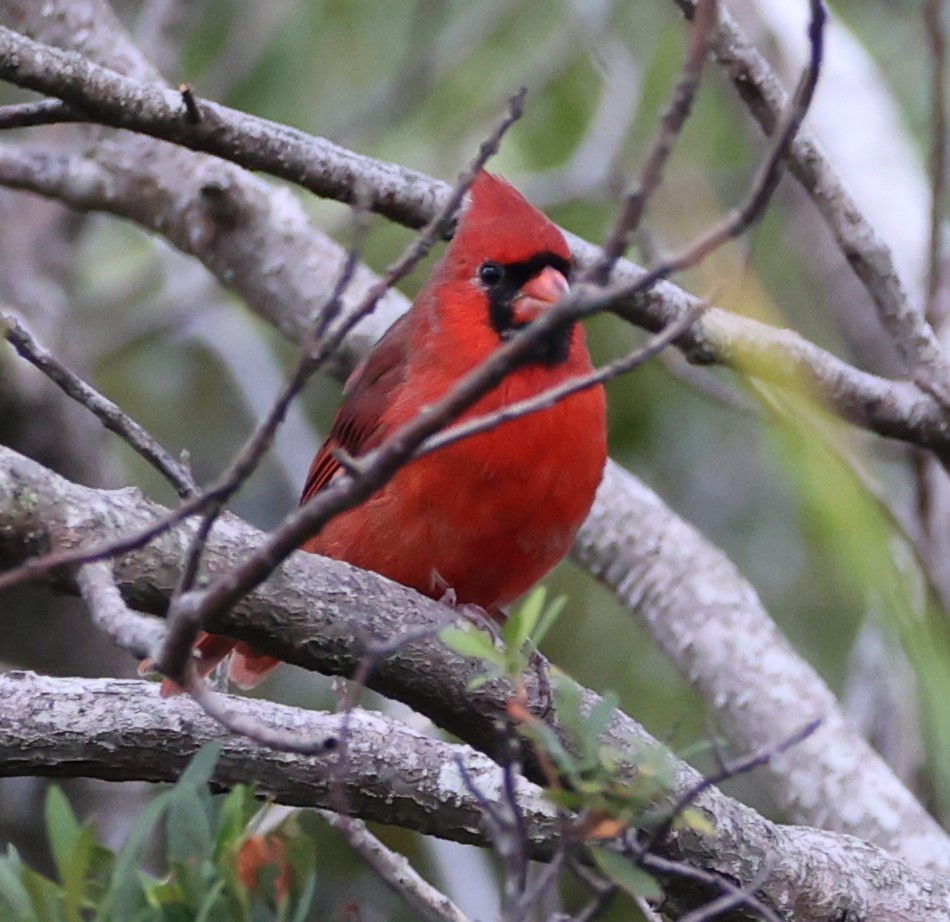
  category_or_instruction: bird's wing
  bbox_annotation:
[300,312,411,503]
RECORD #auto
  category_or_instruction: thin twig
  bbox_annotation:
[926,0,949,329]
[673,0,950,408]
[153,90,526,683]
[312,86,528,367]
[591,0,718,283]
[5,34,950,456]
[182,666,341,756]
[0,98,81,130]
[1,310,197,498]
[75,560,167,659]
[638,719,820,857]
[145,3,824,648]
[318,810,474,922]
[640,853,781,922]
[0,94,526,596]
[674,866,776,922]
[419,299,707,459]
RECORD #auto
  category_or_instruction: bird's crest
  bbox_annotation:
[450,172,570,267]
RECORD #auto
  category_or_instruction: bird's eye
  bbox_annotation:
[479,262,504,287]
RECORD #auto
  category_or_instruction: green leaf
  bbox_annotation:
[44,787,81,889]
[288,870,317,922]
[440,626,505,667]
[166,784,214,906]
[20,866,63,922]
[531,594,567,649]
[214,788,257,863]
[177,742,223,791]
[590,848,663,902]
[0,847,39,920]
[98,790,172,920]
[503,586,546,651]
[677,807,716,837]
[193,879,226,922]
[167,784,213,866]
[60,826,98,921]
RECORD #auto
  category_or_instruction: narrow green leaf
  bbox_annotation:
[20,866,62,922]
[167,785,213,867]
[289,870,317,922]
[590,848,663,902]
[531,594,567,648]
[44,787,81,889]
[440,626,505,667]
[177,742,223,791]
[0,848,38,919]
[60,825,98,922]
[98,790,172,920]
[504,586,545,651]
[193,879,226,922]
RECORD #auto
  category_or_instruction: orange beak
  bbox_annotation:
[513,266,570,323]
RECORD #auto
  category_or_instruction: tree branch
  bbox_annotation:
[2,25,950,454]
[674,0,950,407]
[1,672,948,921]
[1,444,949,883]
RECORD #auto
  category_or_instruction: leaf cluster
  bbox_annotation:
[0,745,316,922]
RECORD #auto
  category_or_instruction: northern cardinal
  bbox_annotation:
[166,171,607,692]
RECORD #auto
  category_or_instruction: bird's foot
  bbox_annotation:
[527,647,554,719]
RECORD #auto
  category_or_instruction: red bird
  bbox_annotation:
[172,171,607,690]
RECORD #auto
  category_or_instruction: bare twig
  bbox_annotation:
[5,36,950,455]
[75,560,166,660]
[182,667,340,756]
[152,89,526,683]
[0,98,81,129]
[6,453,950,891]
[672,862,777,922]
[1,310,197,498]
[178,83,200,124]
[178,0,823,632]
[70,4,825,685]
[926,0,949,329]
[640,853,781,922]
[318,810,474,922]
[418,299,707,460]
[592,0,718,283]
[674,0,950,408]
[639,719,820,857]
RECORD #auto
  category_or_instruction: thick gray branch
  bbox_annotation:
[0,671,555,848]
[671,0,950,405]
[576,464,947,865]
[2,649,950,919]
[3,447,950,911]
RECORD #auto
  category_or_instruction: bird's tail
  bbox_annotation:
[156,633,281,696]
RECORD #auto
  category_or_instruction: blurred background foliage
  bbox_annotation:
[2,0,948,918]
